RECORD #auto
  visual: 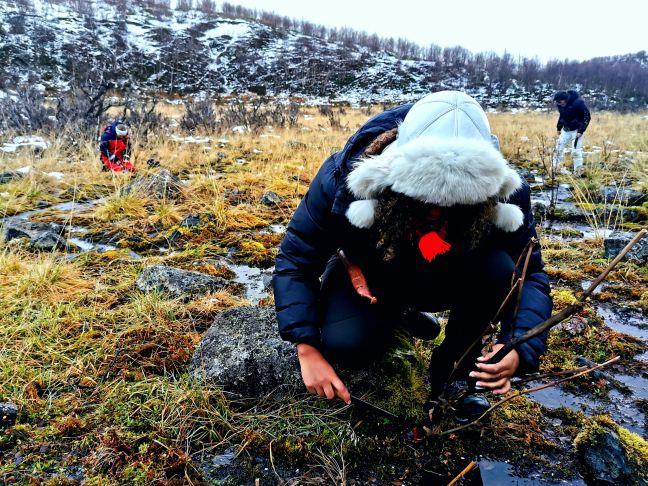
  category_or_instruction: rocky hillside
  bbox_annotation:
[3,0,646,108]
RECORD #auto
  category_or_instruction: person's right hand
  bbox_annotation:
[296,343,351,404]
[556,130,561,137]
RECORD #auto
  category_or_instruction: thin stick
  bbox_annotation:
[512,365,589,386]
[436,356,620,436]
[447,461,477,486]
[486,229,646,366]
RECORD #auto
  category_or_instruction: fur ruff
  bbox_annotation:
[347,136,522,206]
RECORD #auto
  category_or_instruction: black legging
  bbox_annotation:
[318,250,515,394]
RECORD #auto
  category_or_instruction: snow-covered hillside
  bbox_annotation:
[0,0,642,108]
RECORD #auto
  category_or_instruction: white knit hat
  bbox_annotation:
[115,123,129,137]
[345,91,524,232]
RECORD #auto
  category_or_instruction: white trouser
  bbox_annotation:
[553,129,584,171]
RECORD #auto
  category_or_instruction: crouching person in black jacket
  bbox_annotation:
[272,91,552,423]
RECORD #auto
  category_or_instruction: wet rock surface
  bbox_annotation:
[122,168,183,199]
[136,265,228,300]
[189,305,301,395]
[577,428,633,485]
[604,232,648,262]
[600,186,648,207]
[0,402,18,428]
[2,220,71,251]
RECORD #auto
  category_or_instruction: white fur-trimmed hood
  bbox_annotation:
[347,136,522,206]
[344,90,525,233]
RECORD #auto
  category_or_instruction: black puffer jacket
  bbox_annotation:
[272,104,553,374]
[556,90,591,134]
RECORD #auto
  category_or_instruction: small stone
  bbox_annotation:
[287,140,308,150]
[0,170,23,184]
[600,186,647,206]
[259,191,281,206]
[0,402,18,428]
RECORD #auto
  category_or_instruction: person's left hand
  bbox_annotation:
[469,344,520,394]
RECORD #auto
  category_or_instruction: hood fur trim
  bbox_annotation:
[492,202,524,232]
[346,199,378,229]
[347,136,522,206]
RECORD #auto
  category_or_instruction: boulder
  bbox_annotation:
[190,306,429,422]
[190,306,301,396]
[122,169,183,200]
[577,428,633,485]
[2,220,70,251]
[604,233,648,263]
[3,220,63,242]
[136,265,227,300]
[259,191,282,206]
[600,187,648,207]
[0,402,18,428]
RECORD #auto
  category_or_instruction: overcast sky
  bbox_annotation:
[225,0,646,62]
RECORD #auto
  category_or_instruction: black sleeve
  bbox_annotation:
[272,157,341,348]
[578,103,591,134]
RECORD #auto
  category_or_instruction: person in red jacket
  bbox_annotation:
[99,122,135,172]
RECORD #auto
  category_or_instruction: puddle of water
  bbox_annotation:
[67,238,117,253]
[230,264,272,304]
[597,304,648,341]
[529,385,646,437]
[478,460,586,486]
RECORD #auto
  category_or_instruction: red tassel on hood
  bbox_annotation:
[418,230,451,262]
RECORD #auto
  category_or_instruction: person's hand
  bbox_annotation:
[108,154,117,162]
[556,130,561,137]
[576,133,582,138]
[469,344,520,394]
[123,155,130,161]
[297,343,351,404]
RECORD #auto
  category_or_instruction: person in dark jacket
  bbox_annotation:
[272,91,552,422]
[99,121,135,172]
[553,90,591,176]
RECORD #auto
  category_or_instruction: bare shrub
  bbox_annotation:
[181,98,218,132]
[0,85,50,132]
[197,0,217,15]
[119,97,167,136]
[176,0,193,11]
[318,105,342,130]
[219,98,300,133]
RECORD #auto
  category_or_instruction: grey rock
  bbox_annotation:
[0,170,23,184]
[600,187,648,207]
[190,306,427,406]
[0,402,18,428]
[3,220,63,242]
[555,316,589,336]
[287,140,308,150]
[28,231,68,251]
[578,428,632,485]
[136,265,227,300]
[604,233,648,263]
[189,306,301,395]
[259,191,282,206]
[122,169,183,199]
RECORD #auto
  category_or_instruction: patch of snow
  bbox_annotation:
[16,166,32,174]
[45,172,65,180]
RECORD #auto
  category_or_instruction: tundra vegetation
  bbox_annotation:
[0,97,647,485]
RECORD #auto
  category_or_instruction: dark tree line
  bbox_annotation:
[4,0,648,106]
